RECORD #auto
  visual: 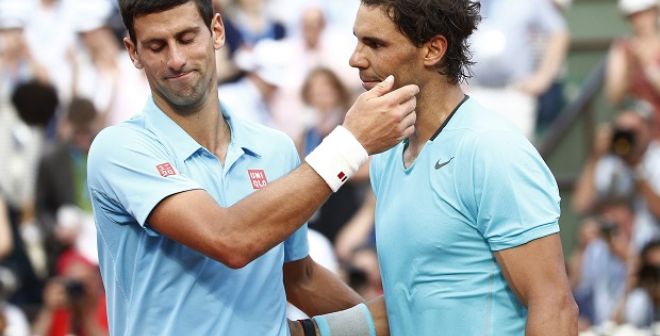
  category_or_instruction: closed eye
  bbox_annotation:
[177,29,199,45]
[147,42,165,52]
[179,32,197,45]
[363,37,385,49]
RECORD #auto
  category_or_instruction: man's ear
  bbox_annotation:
[123,36,143,69]
[211,13,226,50]
[423,35,447,67]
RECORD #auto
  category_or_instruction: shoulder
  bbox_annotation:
[90,116,158,154]
[88,117,167,174]
[449,100,553,179]
[452,98,532,153]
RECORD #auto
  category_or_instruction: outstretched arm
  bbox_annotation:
[147,77,418,268]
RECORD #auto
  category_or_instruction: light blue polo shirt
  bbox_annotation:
[87,98,308,336]
[370,97,560,335]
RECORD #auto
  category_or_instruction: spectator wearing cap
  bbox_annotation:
[607,0,660,139]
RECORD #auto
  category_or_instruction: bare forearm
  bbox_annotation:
[285,259,362,316]
[153,164,332,268]
[229,164,333,265]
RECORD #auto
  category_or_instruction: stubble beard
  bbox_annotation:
[158,71,214,116]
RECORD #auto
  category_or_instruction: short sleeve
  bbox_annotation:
[87,126,202,228]
[284,224,309,262]
[458,130,561,251]
[282,140,309,262]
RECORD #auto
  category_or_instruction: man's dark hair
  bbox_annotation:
[361,0,481,85]
[118,0,214,44]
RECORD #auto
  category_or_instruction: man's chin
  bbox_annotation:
[362,81,379,91]
[159,92,206,114]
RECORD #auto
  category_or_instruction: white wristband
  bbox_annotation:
[305,126,368,192]
[312,303,376,336]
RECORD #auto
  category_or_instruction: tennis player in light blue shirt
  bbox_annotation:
[87,1,422,335]
[87,0,428,336]
[88,98,310,335]
[347,1,578,334]
[371,97,562,335]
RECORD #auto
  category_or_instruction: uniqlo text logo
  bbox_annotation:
[248,169,268,189]
[156,163,176,177]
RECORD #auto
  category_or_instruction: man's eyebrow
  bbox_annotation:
[362,36,387,45]
[175,27,201,39]
[140,27,201,45]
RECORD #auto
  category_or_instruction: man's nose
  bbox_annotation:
[167,45,186,71]
[349,46,367,69]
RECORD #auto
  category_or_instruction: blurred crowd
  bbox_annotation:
[0,0,658,335]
